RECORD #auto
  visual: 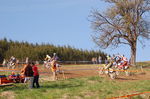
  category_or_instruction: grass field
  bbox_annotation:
[0,76,150,99]
[0,63,150,99]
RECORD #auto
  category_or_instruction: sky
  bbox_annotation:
[0,0,150,62]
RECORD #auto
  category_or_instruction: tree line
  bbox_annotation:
[0,38,107,63]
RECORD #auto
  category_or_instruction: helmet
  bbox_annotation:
[46,55,51,59]
[53,53,56,56]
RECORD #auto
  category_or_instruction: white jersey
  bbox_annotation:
[122,57,128,62]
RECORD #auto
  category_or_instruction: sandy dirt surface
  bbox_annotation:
[38,64,150,81]
[0,64,150,82]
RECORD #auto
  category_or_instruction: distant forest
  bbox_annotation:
[0,38,107,63]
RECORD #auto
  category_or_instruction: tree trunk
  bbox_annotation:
[130,41,137,66]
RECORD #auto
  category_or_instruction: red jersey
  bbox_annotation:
[32,65,39,76]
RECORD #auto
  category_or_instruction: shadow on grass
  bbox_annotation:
[41,83,81,89]
[0,83,27,92]
[116,77,138,80]
[0,82,82,92]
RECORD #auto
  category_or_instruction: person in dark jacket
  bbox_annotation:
[24,62,34,89]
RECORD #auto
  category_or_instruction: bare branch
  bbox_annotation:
[90,0,150,49]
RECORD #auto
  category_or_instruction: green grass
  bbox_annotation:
[137,62,150,67]
[0,63,150,99]
[0,76,150,99]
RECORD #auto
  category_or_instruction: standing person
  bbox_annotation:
[91,57,95,64]
[2,59,6,67]
[98,56,102,64]
[32,62,40,88]
[25,57,29,64]
[20,64,28,83]
[24,62,34,89]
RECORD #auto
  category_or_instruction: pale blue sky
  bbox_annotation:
[0,0,150,62]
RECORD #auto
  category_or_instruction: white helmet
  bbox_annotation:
[53,53,56,56]
[46,55,51,59]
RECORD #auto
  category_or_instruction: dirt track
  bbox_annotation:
[39,65,150,82]
[0,64,150,82]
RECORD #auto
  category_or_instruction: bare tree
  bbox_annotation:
[90,0,150,65]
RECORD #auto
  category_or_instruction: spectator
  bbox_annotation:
[98,56,102,64]
[2,59,6,67]
[32,62,40,88]
[91,57,95,64]
[25,57,29,64]
[24,62,34,89]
